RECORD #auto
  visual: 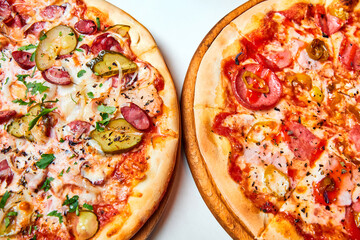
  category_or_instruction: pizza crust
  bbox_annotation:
[82,0,179,239]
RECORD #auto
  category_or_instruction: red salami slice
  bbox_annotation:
[349,125,360,151]
[314,5,329,36]
[344,206,360,240]
[40,5,66,19]
[232,63,282,110]
[91,33,122,55]
[68,120,91,139]
[41,67,72,85]
[25,21,46,37]
[0,159,13,186]
[121,103,151,131]
[0,110,16,124]
[279,2,310,24]
[282,121,325,164]
[12,51,35,70]
[0,0,11,21]
[79,44,90,54]
[74,19,96,34]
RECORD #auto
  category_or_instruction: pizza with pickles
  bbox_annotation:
[192,0,360,239]
[0,0,179,239]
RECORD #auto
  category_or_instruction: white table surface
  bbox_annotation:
[106,1,246,239]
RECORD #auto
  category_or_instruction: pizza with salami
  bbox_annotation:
[0,0,179,239]
[187,0,360,239]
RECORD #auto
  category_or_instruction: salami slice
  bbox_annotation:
[0,0,10,21]
[12,51,35,70]
[68,120,91,141]
[41,67,72,85]
[40,5,66,19]
[0,110,16,124]
[232,63,282,110]
[349,125,360,151]
[121,103,151,131]
[74,19,96,34]
[25,21,46,37]
[91,33,122,55]
[0,159,13,186]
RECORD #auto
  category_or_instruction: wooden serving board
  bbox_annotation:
[182,0,267,239]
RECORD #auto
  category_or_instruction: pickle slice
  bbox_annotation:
[35,25,77,71]
[90,118,142,153]
[7,104,43,141]
[86,50,137,77]
[104,24,130,37]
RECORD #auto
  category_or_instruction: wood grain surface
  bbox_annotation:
[182,0,267,239]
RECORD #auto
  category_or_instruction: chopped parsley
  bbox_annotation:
[7,211,17,217]
[75,48,84,52]
[30,52,36,62]
[96,17,101,30]
[12,99,36,106]
[17,74,49,96]
[98,105,116,114]
[40,177,54,192]
[28,107,57,131]
[36,154,55,169]
[59,31,62,36]
[78,35,84,42]
[18,44,37,51]
[83,203,93,211]
[77,70,86,78]
[39,33,47,41]
[0,191,10,209]
[47,210,63,223]
[63,195,80,216]
[66,166,71,173]
[59,138,65,143]
[4,217,10,228]
[87,92,94,99]
[59,169,64,177]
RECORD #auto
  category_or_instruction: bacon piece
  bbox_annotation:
[0,159,13,186]
[232,63,282,110]
[74,19,96,34]
[41,67,72,85]
[40,5,66,20]
[279,2,310,24]
[314,5,329,36]
[5,13,25,28]
[0,0,11,21]
[12,51,35,70]
[326,14,345,35]
[256,49,293,71]
[25,21,46,37]
[283,121,325,163]
[0,110,16,124]
[344,206,360,240]
[121,103,151,131]
[91,33,122,55]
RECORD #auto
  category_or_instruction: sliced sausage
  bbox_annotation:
[349,125,360,151]
[232,63,282,110]
[279,2,310,24]
[12,51,35,70]
[283,121,325,163]
[0,110,16,124]
[41,67,72,85]
[67,120,91,143]
[0,0,11,21]
[91,33,122,55]
[0,159,13,186]
[121,103,151,131]
[40,5,66,20]
[79,44,90,54]
[74,19,96,34]
[25,21,46,37]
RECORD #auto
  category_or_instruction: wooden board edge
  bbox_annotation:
[181,0,267,239]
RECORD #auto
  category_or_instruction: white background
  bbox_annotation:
[107,1,245,239]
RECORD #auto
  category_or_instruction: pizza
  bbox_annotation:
[0,0,179,239]
[188,0,360,239]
